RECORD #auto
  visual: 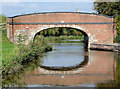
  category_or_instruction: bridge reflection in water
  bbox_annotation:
[24,40,115,86]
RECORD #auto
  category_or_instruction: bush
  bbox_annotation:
[114,15,120,43]
[2,34,52,75]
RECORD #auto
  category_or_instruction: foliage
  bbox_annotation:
[93,1,120,16]
[17,34,27,50]
[116,15,120,36]
[2,52,42,87]
[2,31,52,79]
[44,35,84,42]
[114,15,120,43]
[39,27,83,37]
[0,14,6,23]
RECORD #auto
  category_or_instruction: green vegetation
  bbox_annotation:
[2,34,52,87]
[1,26,52,87]
[2,30,17,58]
[38,27,84,42]
[93,2,120,16]
[39,27,83,37]
[0,14,6,23]
[2,52,43,87]
[2,30,18,75]
[44,35,84,42]
[2,30,52,76]
[114,15,120,43]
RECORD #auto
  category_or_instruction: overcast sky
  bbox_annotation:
[1,0,96,17]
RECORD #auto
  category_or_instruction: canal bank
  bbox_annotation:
[90,43,120,52]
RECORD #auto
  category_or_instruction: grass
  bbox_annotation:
[44,35,84,42]
[1,30,19,75]
[2,30,17,57]
[2,30,18,70]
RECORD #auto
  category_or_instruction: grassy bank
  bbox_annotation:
[2,30,18,75]
[2,30,17,59]
[44,35,84,42]
[2,30,52,75]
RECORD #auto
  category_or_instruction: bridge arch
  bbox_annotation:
[32,25,90,48]
[7,12,115,49]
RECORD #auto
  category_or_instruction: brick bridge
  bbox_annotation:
[7,12,115,48]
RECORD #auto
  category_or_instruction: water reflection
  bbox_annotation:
[25,40,118,87]
[41,56,88,71]
[41,40,89,70]
[96,53,120,87]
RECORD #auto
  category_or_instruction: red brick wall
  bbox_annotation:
[7,12,115,46]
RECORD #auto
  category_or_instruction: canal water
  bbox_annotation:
[3,39,120,87]
[41,40,85,67]
[24,39,120,87]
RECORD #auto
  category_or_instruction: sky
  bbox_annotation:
[1,0,96,17]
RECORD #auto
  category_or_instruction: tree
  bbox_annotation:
[52,28,56,36]
[43,30,48,37]
[0,14,6,23]
[93,1,120,16]
[48,28,52,36]
[62,28,68,36]
[116,15,120,36]
[40,30,44,35]
[55,28,60,36]
[115,15,120,43]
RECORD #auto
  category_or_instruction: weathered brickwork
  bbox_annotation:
[7,12,115,48]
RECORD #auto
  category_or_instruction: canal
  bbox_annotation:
[25,39,120,87]
[3,39,120,87]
